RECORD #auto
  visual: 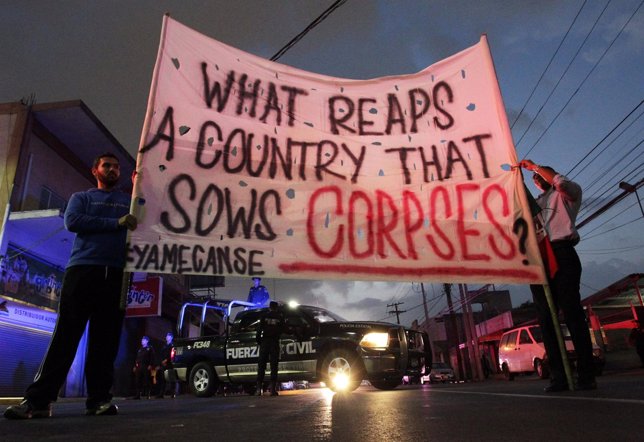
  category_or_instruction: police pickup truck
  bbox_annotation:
[169,299,431,397]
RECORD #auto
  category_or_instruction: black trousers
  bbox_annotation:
[257,339,280,384]
[134,366,152,396]
[156,367,177,396]
[25,265,125,409]
[530,243,595,385]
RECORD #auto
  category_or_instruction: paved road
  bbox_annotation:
[2,370,644,441]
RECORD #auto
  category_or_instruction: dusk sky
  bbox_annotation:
[2,0,642,325]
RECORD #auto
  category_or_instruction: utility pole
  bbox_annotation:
[460,284,484,381]
[576,178,643,229]
[444,283,465,381]
[387,302,406,325]
[420,282,434,364]
[420,283,430,325]
[619,181,644,218]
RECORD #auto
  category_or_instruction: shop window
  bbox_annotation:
[39,186,66,211]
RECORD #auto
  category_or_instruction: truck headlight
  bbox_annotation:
[360,332,389,349]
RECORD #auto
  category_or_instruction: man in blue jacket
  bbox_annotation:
[4,153,137,419]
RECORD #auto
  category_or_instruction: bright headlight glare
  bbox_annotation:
[331,373,350,391]
[360,332,389,349]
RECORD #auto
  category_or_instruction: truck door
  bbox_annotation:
[279,310,318,379]
[225,311,262,383]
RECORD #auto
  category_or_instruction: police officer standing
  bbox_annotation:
[247,277,270,308]
[132,336,155,399]
[155,332,176,398]
[255,301,284,396]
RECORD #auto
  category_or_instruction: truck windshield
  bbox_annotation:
[299,306,346,323]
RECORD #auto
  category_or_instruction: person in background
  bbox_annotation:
[247,277,270,308]
[255,301,285,396]
[519,159,596,392]
[133,336,155,399]
[4,153,137,419]
[155,332,177,398]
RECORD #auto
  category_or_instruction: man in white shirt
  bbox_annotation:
[520,159,596,392]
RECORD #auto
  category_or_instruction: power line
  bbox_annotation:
[567,100,644,178]
[577,244,644,255]
[579,160,643,217]
[576,178,644,229]
[580,164,643,216]
[521,0,643,159]
[581,216,642,241]
[580,131,644,196]
[270,0,349,62]
[578,138,644,209]
[516,0,613,154]
[580,199,640,236]
[510,0,589,130]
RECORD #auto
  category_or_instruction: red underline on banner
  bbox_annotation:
[278,262,540,280]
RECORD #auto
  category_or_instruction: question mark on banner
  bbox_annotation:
[513,217,529,265]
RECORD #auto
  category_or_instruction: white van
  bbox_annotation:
[498,325,604,380]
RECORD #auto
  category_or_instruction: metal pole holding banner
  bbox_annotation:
[507,154,574,388]
[542,283,574,390]
[484,34,575,391]
[119,13,172,310]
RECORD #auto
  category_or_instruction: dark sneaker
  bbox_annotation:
[85,402,118,416]
[270,390,279,396]
[4,400,52,420]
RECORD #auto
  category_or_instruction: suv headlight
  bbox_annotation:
[360,332,389,349]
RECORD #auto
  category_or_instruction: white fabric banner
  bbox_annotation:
[127,16,546,285]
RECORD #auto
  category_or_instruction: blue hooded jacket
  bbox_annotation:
[64,188,131,268]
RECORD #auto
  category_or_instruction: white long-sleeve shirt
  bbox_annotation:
[535,174,582,243]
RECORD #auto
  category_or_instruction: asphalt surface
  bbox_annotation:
[2,367,644,442]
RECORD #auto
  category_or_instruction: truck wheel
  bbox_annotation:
[370,380,400,390]
[502,363,515,381]
[321,349,363,392]
[242,384,257,395]
[189,362,217,397]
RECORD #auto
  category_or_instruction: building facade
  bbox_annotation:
[0,100,189,397]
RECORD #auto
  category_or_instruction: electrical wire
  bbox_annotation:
[270,0,349,62]
[577,139,644,212]
[580,131,644,196]
[577,244,643,255]
[581,216,642,241]
[579,160,643,217]
[579,200,640,236]
[521,0,643,159]
[510,0,589,130]
[568,100,644,178]
[516,0,613,154]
